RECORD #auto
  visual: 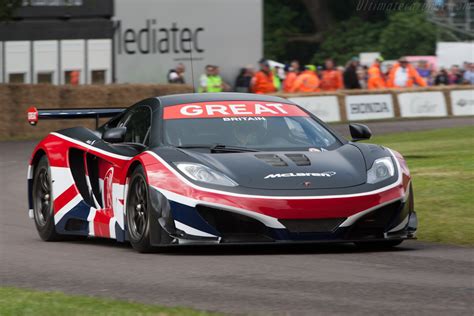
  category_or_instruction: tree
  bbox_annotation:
[311,17,384,66]
[379,11,437,59]
[0,0,21,21]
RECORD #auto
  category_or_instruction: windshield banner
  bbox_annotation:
[163,102,309,119]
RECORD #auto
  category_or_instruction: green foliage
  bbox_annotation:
[264,0,438,65]
[264,0,312,61]
[379,11,437,59]
[0,287,219,316]
[311,17,384,66]
[0,0,21,21]
[311,10,437,66]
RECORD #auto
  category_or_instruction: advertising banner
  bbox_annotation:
[345,94,394,121]
[398,91,447,117]
[450,89,474,116]
[114,0,262,87]
[289,96,341,122]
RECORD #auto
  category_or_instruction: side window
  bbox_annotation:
[123,106,152,145]
[284,117,311,143]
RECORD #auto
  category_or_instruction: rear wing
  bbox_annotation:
[27,106,125,128]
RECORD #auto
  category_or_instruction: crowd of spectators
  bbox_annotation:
[168,57,474,94]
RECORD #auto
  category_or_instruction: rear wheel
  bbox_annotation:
[126,166,154,253]
[32,156,61,241]
[355,240,403,249]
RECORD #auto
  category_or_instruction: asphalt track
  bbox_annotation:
[1,117,473,315]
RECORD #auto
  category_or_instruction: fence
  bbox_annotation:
[0,84,472,140]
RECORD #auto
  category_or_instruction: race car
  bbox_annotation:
[27,93,417,252]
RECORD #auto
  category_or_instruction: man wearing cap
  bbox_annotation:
[289,65,320,93]
[388,57,427,88]
[251,59,277,94]
[368,56,386,89]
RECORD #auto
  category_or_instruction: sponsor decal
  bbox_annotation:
[264,171,336,179]
[409,98,438,114]
[27,106,39,125]
[350,102,390,114]
[222,117,266,121]
[451,90,474,116]
[114,20,204,55]
[289,96,341,122]
[345,94,395,120]
[103,168,114,209]
[163,102,308,119]
[398,92,447,117]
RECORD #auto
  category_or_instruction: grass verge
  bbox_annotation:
[0,287,217,316]
[368,125,474,245]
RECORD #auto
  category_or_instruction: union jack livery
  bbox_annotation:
[27,93,417,252]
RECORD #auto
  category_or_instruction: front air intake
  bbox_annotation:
[280,218,345,233]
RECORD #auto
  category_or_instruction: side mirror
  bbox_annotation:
[349,123,372,141]
[103,127,126,143]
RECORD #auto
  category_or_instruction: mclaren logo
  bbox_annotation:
[264,172,336,179]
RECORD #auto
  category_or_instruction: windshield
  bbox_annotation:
[162,101,341,151]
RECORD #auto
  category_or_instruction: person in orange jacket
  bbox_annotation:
[367,56,386,89]
[251,59,276,94]
[388,57,427,88]
[289,65,320,93]
[320,58,343,91]
[283,60,300,92]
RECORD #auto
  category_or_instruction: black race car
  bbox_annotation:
[27,93,417,252]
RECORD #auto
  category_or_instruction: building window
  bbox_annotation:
[91,70,106,84]
[9,73,26,83]
[65,70,80,85]
[22,0,83,6]
[37,72,53,84]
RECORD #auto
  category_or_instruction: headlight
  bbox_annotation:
[367,157,395,184]
[174,162,238,187]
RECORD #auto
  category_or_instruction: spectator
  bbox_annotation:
[273,66,283,91]
[290,65,320,93]
[343,57,361,89]
[251,59,276,94]
[199,65,229,93]
[199,65,214,93]
[367,56,386,89]
[320,58,343,91]
[434,68,450,85]
[387,57,427,88]
[168,63,185,84]
[234,65,254,93]
[358,65,369,89]
[283,60,300,92]
[463,63,474,84]
[449,65,463,84]
[416,60,432,85]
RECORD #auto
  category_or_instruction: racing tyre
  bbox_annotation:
[32,155,61,241]
[126,165,156,253]
[355,239,403,249]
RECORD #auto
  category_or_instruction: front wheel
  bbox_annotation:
[32,156,61,241]
[126,166,154,253]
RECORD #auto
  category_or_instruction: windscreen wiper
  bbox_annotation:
[210,144,259,153]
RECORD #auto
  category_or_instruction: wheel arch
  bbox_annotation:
[28,148,47,215]
[125,158,176,246]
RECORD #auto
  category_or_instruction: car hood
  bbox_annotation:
[178,144,367,190]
